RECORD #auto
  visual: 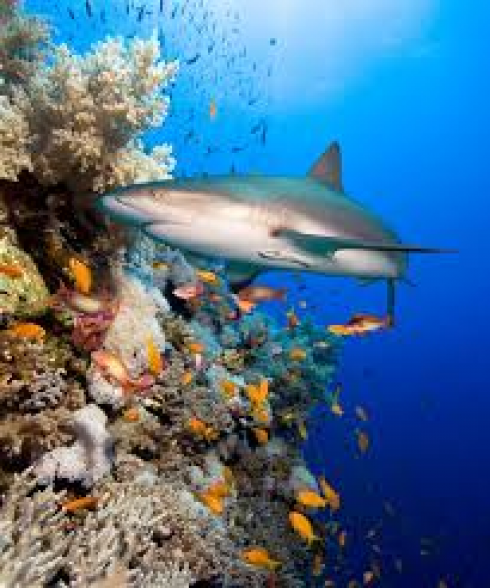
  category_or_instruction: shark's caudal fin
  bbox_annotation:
[308,141,343,192]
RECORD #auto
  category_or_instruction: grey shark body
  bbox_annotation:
[99,142,445,319]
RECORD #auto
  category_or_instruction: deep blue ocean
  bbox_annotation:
[26,1,489,585]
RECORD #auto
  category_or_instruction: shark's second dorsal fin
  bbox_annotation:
[308,141,343,192]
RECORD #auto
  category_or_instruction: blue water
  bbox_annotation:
[26,1,490,585]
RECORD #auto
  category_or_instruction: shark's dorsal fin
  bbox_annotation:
[308,141,343,192]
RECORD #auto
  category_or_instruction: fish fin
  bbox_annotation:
[276,229,455,255]
[226,261,262,293]
[308,141,343,192]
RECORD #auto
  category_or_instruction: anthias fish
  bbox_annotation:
[99,142,452,323]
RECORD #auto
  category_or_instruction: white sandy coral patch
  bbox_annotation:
[0,95,32,180]
[103,270,166,375]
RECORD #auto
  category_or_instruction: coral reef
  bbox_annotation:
[0,3,343,587]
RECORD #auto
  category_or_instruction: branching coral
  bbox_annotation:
[1,25,178,191]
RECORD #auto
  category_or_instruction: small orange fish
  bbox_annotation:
[241,547,281,570]
[236,298,256,314]
[355,405,369,422]
[289,347,307,361]
[197,491,224,515]
[196,269,219,284]
[62,496,98,513]
[188,417,208,437]
[252,427,269,445]
[122,407,140,422]
[252,405,271,424]
[286,309,300,329]
[318,476,340,511]
[0,263,23,279]
[69,258,92,294]
[7,322,46,341]
[238,285,287,305]
[296,490,326,509]
[328,314,389,337]
[209,99,217,120]
[311,552,324,577]
[222,466,234,486]
[146,336,163,376]
[220,380,237,399]
[187,342,205,354]
[173,282,204,300]
[207,480,230,498]
[357,430,370,454]
[181,371,193,386]
[246,379,269,406]
[288,511,319,545]
[338,530,347,548]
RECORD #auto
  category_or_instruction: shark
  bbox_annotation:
[98,141,448,323]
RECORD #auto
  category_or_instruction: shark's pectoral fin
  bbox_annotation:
[276,229,454,255]
[308,141,343,192]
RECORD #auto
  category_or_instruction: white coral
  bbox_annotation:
[1,31,178,190]
[103,270,166,375]
[0,95,32,180]
[34,404,113,487]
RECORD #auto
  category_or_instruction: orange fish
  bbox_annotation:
[62,496,98,513]
[196,491,224,515]
[69,258,92,294]
[288,511,319,545]
[181,371,193,385]
[220,380,237,399]
[331,402,344,417]
[338,530,347,548]
[236,298,256,314]
[0,263,23,279]
[289,347,307,361]
[209,99,217,120]
[311,552,324,577]
[91,350,154,393]
[318,476,340,511]
[252,427,269,445]
[357,430,370,454]
[328,314,389,337]
[196,269,219,284]
[252,405,271,424]
[238,286,287,305]
[241,547,281,570]
[188,417,208,437]
[246,379,269,406]
[173,282,204,300]
[146,336,163,376]
[286,309,300,329]
[122,407,140,422]
[296,490,327,509]
[187,342,205,354]
[207,480,231,498]
[7,322,46,341]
